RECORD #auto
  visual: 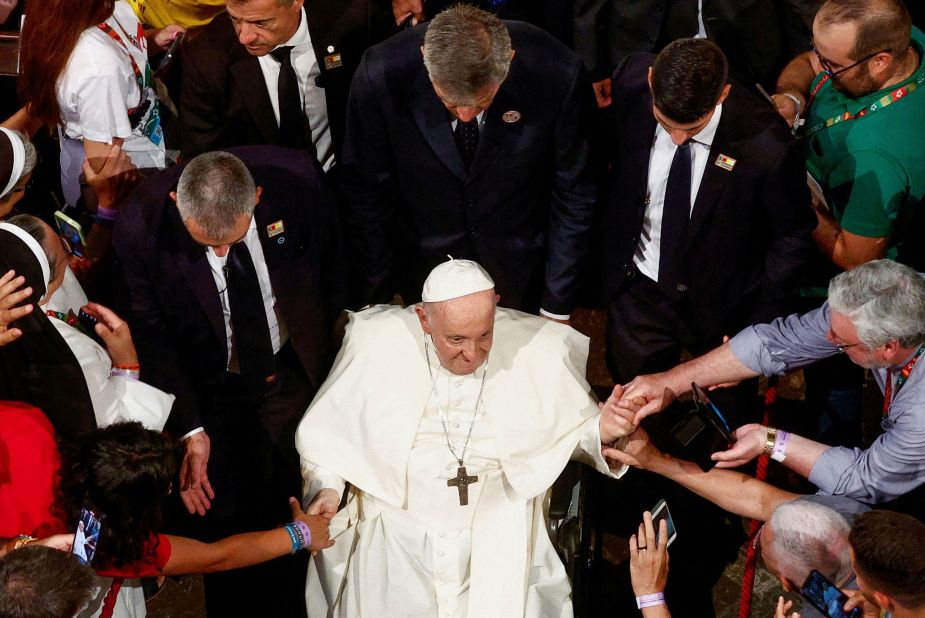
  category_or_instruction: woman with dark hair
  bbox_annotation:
[17,0,183,206]
[2,418,333,616]
[0,214,173,436]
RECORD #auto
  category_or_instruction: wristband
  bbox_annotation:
[95,205,119,222]
[636,592,666,609]
[771,430,790,462]
[112,363,140,370]
[282,523,301,553]
[780,92,803,119]
[763,426,777,457]
[110,368,140,380]
[293,520,312,550]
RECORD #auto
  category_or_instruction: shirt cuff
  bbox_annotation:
[540,309,571,321]
[180,427,205,441]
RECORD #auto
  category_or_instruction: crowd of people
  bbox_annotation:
[1,0,925,617]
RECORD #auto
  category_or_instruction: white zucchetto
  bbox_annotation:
[421,257,495,302]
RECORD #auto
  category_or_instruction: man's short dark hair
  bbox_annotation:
[651,38,728,124]
[0,545,95,618]
[817,0,911,61]
[849,510,925,610]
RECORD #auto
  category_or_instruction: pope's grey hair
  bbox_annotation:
[827,259,925,348]
[175,152,257,240]
[766,501,854,587]
[423,5,513,106]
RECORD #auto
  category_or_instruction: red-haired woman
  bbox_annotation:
[18,0,183,206]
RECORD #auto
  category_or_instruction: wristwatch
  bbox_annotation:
[763,427,777,457]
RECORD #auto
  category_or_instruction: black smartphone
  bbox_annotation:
[800,569,861,618]
[691,382,736,446]
[53,210,89,259]
[157,32,184,72]
[77,309,99,332]
[72,507,102,565]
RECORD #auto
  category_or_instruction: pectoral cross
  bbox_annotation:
[447,465,478,506]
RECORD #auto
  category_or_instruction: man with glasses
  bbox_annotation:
[771,0,925,272]
[615,259,925,510]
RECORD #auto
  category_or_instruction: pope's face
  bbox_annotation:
[417,290,497,376]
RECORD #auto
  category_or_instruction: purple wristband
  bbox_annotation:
[636,592,666,609]
[293,520,312,550]
[110,368,140,380]
[772,430,790,462]
[95,205,119,222]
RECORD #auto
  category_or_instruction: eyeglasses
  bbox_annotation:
[828,327,861,353]
[750,523,765,552]
[811,39,891,78]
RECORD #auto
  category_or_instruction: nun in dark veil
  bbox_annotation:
[0,216,172,437]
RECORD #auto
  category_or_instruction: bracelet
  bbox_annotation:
[281,523,301,553]
[95,205,119,222]
[11,535,37,551]
[110,368,140,380]
[112,363,140,370]
[780,92,803,119]
[636,592,666,609]
[763,426,777,457]
[293,520,312,550]
[771,430,790,462]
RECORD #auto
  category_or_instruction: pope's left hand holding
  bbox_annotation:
[599,384,637,445]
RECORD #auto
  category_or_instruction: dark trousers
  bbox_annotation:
[591,271,756,618]
[169,343,314,618]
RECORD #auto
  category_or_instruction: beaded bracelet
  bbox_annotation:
[636,592,666,609]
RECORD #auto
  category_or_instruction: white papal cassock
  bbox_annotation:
[296,305,627,617]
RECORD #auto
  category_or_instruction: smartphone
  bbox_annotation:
[691,382,736,446]
[77,308,99,332]
[800,569,861,618]
[71,507,102,565]
[53,210,89,260]
[651,499,677,547]
[157,32,184,72]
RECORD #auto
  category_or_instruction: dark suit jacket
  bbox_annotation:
[113,146,344,437]
[340,21,597,314]
[600,54,815,338]
[179,3,386,159]
[573,0,820,86]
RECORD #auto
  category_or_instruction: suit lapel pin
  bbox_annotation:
[324,46,343,70]
[502,110,521,123]
[715,153,737,171]
[267,220,285,238]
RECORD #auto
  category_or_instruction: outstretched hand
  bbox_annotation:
[599,384,638,445]
[711,423,765,468]
[619,372,680,425]
[180,431,215,516]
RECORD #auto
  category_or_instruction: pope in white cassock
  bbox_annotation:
[295,259,631,617]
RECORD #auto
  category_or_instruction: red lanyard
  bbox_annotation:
[883,345,925,416]
[97,19,146,89]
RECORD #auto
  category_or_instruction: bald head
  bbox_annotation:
[816,0,911,60]
[416,289,498,375]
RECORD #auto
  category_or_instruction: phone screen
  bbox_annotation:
[691,382,736,445]
[72,507,102,565]
[53,211,88,259]
[651,499,677,547]
[800,570,861,618]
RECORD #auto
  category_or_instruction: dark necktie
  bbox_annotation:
[269,46,307,149]
[658,140,692,291]
[454,119,479,170]
[225,242,277,391]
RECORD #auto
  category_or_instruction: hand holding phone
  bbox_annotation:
[71,508,102,565]
[800,569,862,618]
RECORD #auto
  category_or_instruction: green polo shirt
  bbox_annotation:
[805,27,925,262]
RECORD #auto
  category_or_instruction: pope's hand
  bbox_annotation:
[619,372,679,425]
[290,497,335,555]
[180,431,215,516]
[307,488,340,521]
[711,424,765,468]
[599,384,637,444]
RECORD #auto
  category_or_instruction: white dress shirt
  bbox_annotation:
[634,103,723,282]
[257,8,333,171]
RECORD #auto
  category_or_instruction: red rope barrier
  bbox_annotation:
[738,379,777,618]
